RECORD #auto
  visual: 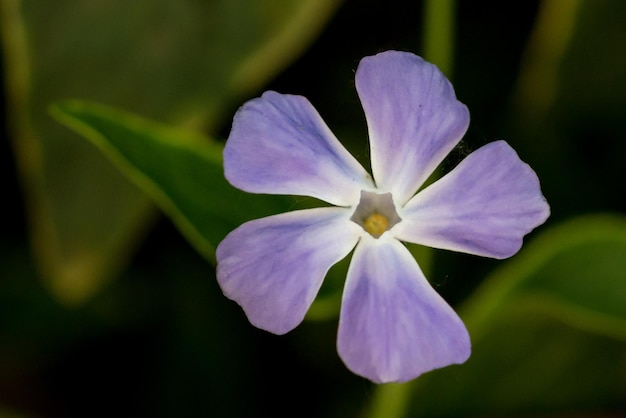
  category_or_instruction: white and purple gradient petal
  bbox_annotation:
[224,91,374,206]
[216,207,361,335]
[337,236,470,383]
[356,51,470,204]
[394,140,550,259]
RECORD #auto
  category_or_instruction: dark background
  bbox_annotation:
[3,1,625,417]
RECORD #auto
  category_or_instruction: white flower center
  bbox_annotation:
[350,190,402,238]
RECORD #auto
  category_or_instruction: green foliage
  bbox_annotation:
[396,215,626,417]
[2,0,626,417]
[50,101,291,263]
[510,0,626,218]
[1,0,340,304]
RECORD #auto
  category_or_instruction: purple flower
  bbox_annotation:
[216,51,550,383]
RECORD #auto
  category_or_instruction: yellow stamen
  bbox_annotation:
[363,213,389,238]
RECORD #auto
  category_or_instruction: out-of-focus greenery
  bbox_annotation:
[1,0,340,304]
[1,0,625,417]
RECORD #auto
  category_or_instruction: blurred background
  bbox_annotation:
[1,0,625,417]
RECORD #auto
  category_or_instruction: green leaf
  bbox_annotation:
[509,0,626,217]
[51,100,291,263]
[463,215,626,339]
[396,215,626,417]
[1,0,341,304]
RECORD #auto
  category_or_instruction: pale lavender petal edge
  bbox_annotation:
[216,207,361,335]
[337,236,471,383]
[395,140,550,259]
[356,51,470,204]
[224,91,373,206]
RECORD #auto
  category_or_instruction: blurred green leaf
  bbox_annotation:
[464,215,626,339]
[378,2,626,413]
[395,215,626,417]
[510,0,626,217]
[0,0,341,304]
[51,100,292,263]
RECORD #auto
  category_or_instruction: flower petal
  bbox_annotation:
[394,140,550,259]
[355,51,470,204]
[224,91,374,206]
[337,236,470,383]
[216,207,361,335]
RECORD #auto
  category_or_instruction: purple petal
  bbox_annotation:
[216,207,361,335]
[337,236,470,383]
[224,91,374,206]
[355,51,470,204]
[394,140,550,259]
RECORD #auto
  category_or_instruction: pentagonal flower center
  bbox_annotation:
[350,191,402,238]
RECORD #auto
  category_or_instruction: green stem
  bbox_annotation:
[366,383,411,418]
[423,0,456,77]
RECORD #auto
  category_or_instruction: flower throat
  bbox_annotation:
[350,191,402,238]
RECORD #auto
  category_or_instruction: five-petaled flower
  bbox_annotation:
[216,50,550,383]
